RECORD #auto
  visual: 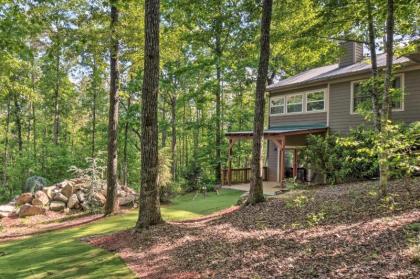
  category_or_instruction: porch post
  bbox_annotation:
[227,138,233,185]
[293,149,298,178]
[279,137,286,188]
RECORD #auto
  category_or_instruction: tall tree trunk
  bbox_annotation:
[170,95,177,180]
[136,0,162,230]
[32,102,37,159]
[365,0,381,132]
[92,59,98,158]
[13,92,23,152]
[214,5,222,185]
[379,0,395,196]
[2,95,11,191]
[53,39,61,145]
[247,0,273,205]
[123,96,131,187]
[105,0,120,215]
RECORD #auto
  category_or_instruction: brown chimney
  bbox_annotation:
[339,41,364,67]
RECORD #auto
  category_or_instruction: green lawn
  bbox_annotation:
[0,189,243,279]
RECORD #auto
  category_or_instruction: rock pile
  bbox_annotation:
[0,177,138,218]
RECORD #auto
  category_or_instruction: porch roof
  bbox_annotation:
[225,123,328,138]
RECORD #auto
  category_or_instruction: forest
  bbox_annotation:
[0,0,420,278]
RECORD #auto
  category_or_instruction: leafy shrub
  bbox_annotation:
[158,148,174,203]
[302,122,418,185]
[182,160,203,192]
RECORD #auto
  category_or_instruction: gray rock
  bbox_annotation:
[0,204,16,218]
[67,194,79,209]
[50,201,66,211]
[119,194,136,206]
[34,191,50,206]
[23,176,48,193]
[53,192,68,203]
[76,191,85,202]
[19,204,46,218]
[16,193,33,206]
[61,182,74,198]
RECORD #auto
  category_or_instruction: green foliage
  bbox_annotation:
[303,122,419,185]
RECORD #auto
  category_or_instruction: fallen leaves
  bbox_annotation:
[88,178,420,278]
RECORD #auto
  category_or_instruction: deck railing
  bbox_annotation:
[221,167,268,185]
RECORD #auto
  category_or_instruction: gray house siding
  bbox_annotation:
[266,68,420,181]
[329,69,420,134]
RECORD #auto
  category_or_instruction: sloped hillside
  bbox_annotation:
[89,178,420,279]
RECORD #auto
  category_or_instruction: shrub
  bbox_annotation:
[302,122,418,185]
[158,148,174,203]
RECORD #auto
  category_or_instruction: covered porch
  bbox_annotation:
[222,124,327,188]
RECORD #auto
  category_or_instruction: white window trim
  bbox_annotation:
[269,89,327,116]
[286,94,304,114]
[306,90,326,112]
[350,73,405,115]
[269,96,285,116]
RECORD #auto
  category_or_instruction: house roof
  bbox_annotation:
[225,123,327,138]
[267,53,414,92]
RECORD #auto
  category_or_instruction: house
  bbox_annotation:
[224,42,420,186]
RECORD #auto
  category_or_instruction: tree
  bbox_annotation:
[378,0,395,196]
[247,0,272,205]
[105,0,120,215]
[136,0,162,230]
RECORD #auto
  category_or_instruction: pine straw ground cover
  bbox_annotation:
[88,178,420,279]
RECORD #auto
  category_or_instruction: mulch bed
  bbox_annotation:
[88,178,420,279]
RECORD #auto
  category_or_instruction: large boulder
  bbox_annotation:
[50,201,66,212]
[0,204,16,218]
[53,192,68,203]
[34,191,50,206]
[61,183,74,198]
[16,193,33,206]
[67,194,79,209]
[119,194,136,207]
[19,204,46,218]
[23,176,48,193]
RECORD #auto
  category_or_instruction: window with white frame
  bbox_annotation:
[352,75,403,113]
[270,96,285,115]
[286,94,303,113]
[306,91,325,112]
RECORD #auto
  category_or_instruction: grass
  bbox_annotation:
[0,189,243,279]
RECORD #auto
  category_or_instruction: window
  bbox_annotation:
[286,94,303,113]
[306,91,325,112]
[270,96,285,115]
[351,75,403,113]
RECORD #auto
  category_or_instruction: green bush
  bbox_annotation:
[302,122,419,185]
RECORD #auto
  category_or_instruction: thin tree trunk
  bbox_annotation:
[379,0,395,197]
[2,95,11,190]
[92,59,98,158]
[170,95,177,180]
[136,0,162,230]
[13,92,23,152]
[247,0,273,205]
[365,0,381,132]
[123,96,131,187]
[53,38,61,145]
[105,0,120,215]
[32,102,37,158]
[214,6,222,185]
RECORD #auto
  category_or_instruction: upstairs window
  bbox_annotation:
[286,94,303,113]
[351,75,403,113]
[270,96,285,115]
[306,91,325,112]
